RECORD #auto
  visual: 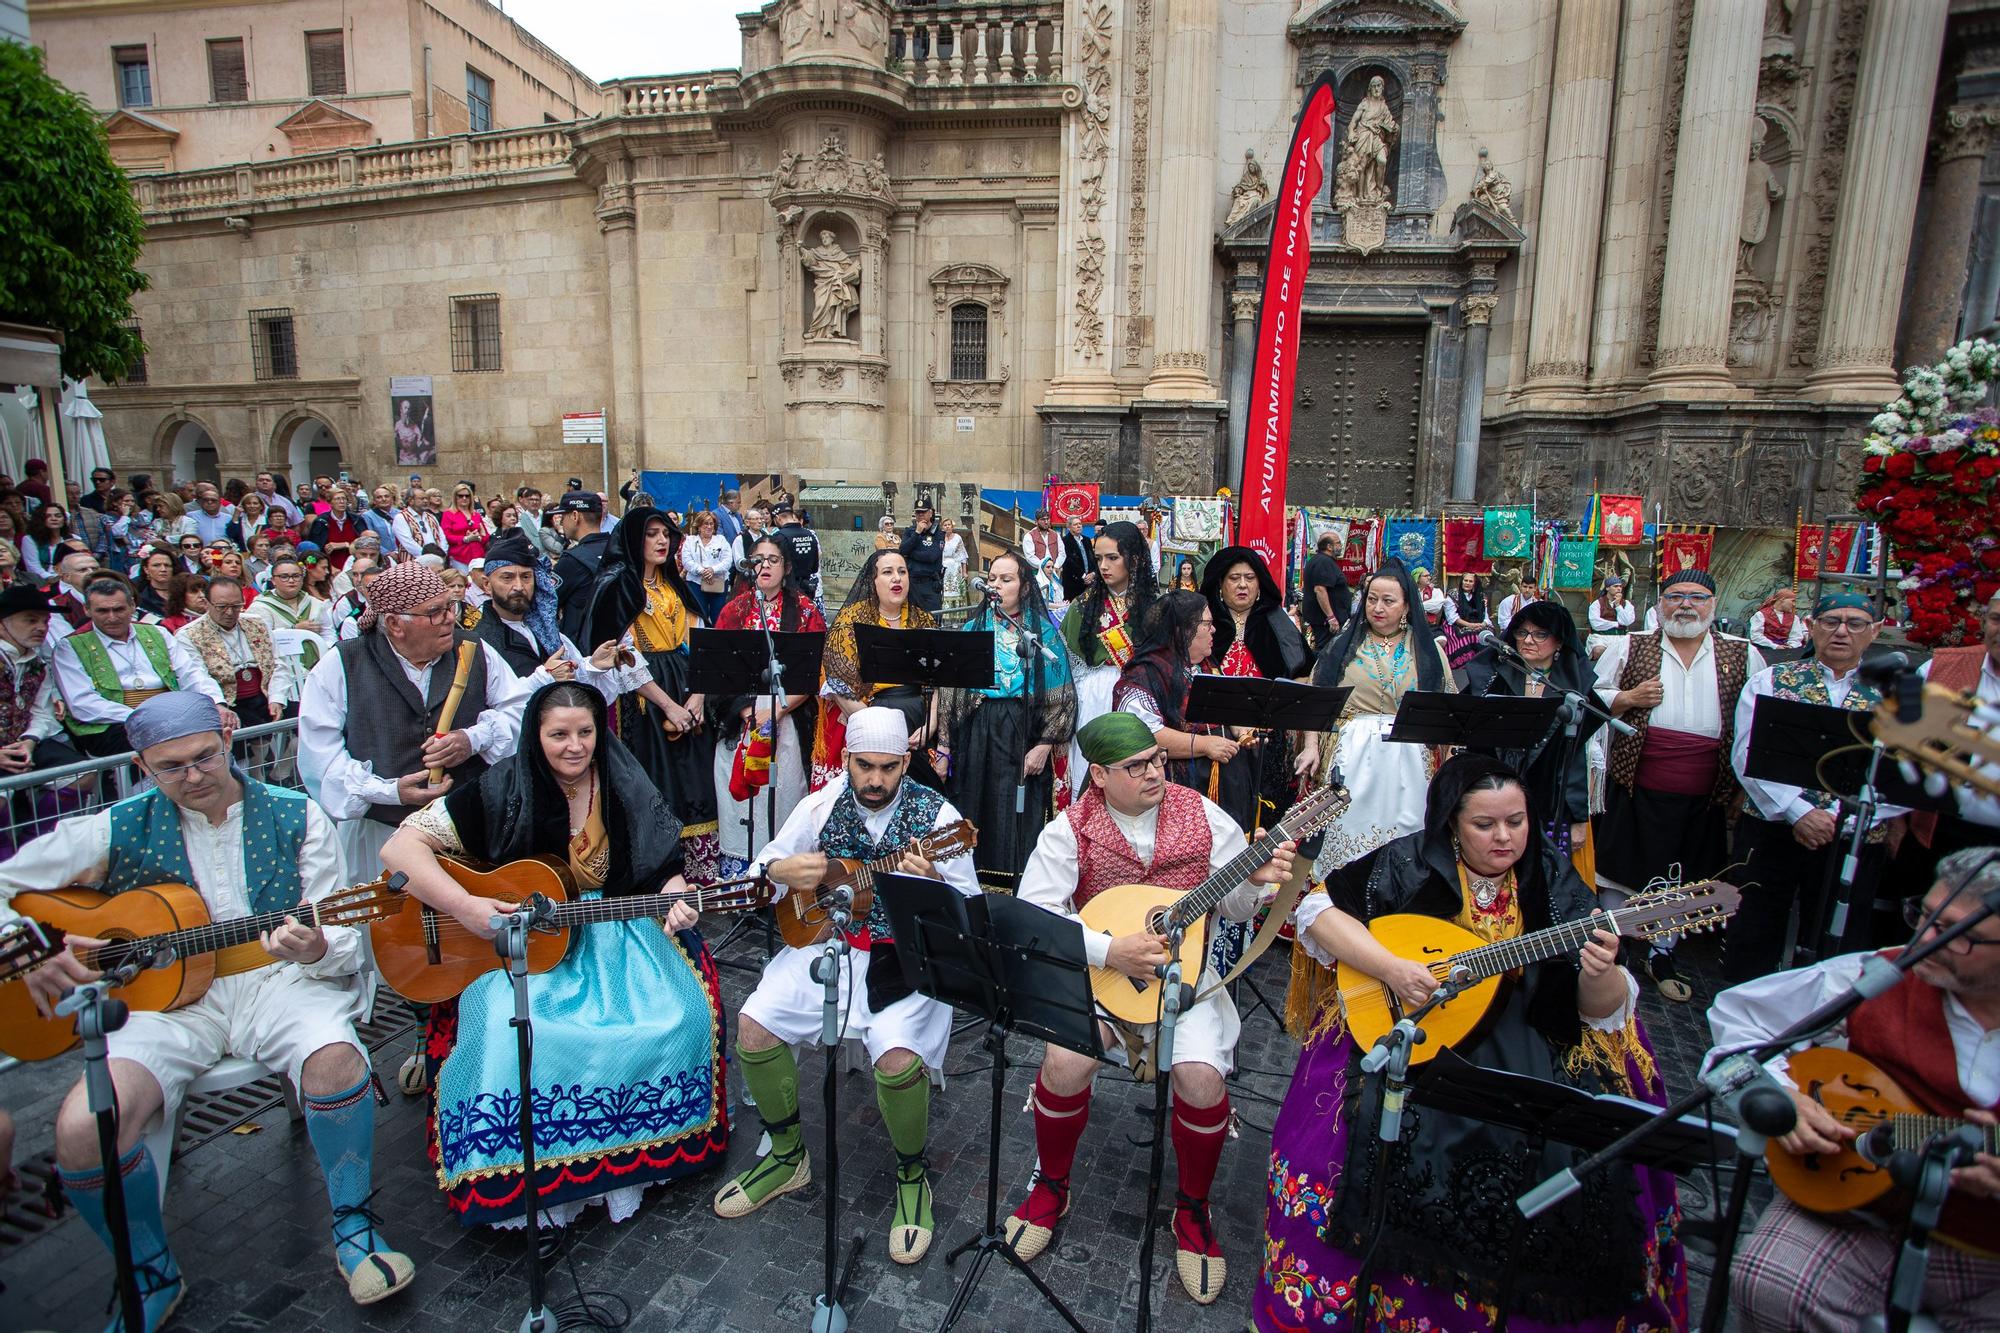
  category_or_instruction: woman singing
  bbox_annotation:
[1309,561,1454,874]
[937,551,1075,889]
[810,549,938,789]
[380,682,728,1229]
[1261,754,1682,1332]
[710,535,825,879]
[583,506,719,881]
[1058,520,1160,795]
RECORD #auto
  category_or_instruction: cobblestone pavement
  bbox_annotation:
[0,928,1746,1332]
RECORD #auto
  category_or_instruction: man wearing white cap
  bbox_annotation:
[2,691,416,1327]
[713,705,976,1267]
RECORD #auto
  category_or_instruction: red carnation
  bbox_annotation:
[1884,453,1917,478]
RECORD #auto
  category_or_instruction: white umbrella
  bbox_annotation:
[0,391,29,480]
[60,379,111,484]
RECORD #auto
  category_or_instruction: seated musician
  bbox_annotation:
[1006,711,1297,1306]
[3,692,414,1330]
[713,705,976,1267]
[1257,754,1682,1332]
[379,681,728,1229]
[1707,848,2000,1331]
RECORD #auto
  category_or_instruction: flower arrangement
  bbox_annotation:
[1855,338,2000,645]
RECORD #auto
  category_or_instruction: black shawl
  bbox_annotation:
[579,506,702,651]
[443,680,684,896]
[1200,545,1310,680]
[1462,600,1603,824]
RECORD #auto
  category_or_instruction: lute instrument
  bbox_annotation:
[370,856,770,1003]
[0,879,407,1062]
[1766,1046,1999,1221]
[1080,783,1350,1026]
[769,819,979,949]
[1336,880,1740,1066]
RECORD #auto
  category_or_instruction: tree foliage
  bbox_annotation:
[0,42,149,382]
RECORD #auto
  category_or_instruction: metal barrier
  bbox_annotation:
[0,718,305,853]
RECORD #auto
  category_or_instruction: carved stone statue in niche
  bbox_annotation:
[1764,0,1795,37]
[1469,147,1515,223]
[1224,148,1268,227]
[1738,123,1783,277]
[1336,77,1398,209]
[803,230,861,342]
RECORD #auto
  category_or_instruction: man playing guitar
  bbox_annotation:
[2,692,415,1331]
[1707,848,2000,1329]
[1006,712,1296,1305]
[712,706,977,1268]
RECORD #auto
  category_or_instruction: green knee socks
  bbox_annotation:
[733,1041,804,1205]
[875,1061,933,1233]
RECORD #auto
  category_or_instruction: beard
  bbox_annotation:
[1663,611,1713,640]
[491,588,533,618]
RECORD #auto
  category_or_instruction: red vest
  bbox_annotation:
[1912,647,1990,845]
[1847,963,2000,1255]
[1065,784,1212,908]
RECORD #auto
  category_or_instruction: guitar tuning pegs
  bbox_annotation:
[1925,771,1950,798]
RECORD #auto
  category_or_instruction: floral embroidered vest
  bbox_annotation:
[0,653,47,746]
[818,780,947,942]
[1766,660,1882,812]
[1065,784,1212,907]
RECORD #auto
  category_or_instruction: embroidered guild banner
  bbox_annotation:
[1598,494,1645,547]
[1482,506,1533,559]
[1382,517,1438,575]
[1442,518,1492,576]
[1656,530,1714,581]
[1551,535,1599,590]
[1047,483,1100,525]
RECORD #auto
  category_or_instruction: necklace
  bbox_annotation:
[565,773,595,835]
[1459,861,1513,911]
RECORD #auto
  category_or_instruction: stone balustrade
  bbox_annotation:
[603,72,740,117]
[131,127,575,216]
[891,1,1063,87]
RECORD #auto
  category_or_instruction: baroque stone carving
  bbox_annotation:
[1224,149,1269,228]
[773,136,896,203]
[1460,293,1499,326]
[1939,104,2000,164]
[1738,121,1783,276]
[1792,0,1867,368]
[1123,0,1155,368]
[1151,437,1210,495]
[778,0,890,61]
[1729,281,1782,368]
[803,230,861,342]
[1229,291,1260,323]
[1071,0,1114,360]
[815,364,846,390]
[1335,75,1398,254]
[1468,147,1514,223]
[1641,0,1697,365]
[1670,441,1721,513]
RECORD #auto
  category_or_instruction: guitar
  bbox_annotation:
[769,819,979,949]
[1080,784,1351,1026]
[1868,683,2000,802]
[1767,1046,2000,1220]
[1337,881,1740,1066]
[0,919,65,986]
[0,879,406,1062]
[370,856,771,1004]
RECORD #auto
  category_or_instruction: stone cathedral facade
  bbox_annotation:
[69,0,2000,524]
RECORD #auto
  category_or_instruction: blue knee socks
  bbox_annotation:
[59,1143,182,1330]
[302,1072,382,1274]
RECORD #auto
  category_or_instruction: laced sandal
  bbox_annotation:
[101,1257,184,1333]
[887,1150,933,1265]
[1172,1192,1226,1305]
[713,1113,810,1219]
[1647,949,1692,1004]
[1001,1169,1070,1263]
[331,1194,415,1306]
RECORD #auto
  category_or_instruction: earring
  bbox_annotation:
[1451,835,1463,864]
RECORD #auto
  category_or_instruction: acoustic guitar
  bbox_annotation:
[370,856,771,1004]
[768,819,979,949]
[1766,1046,2000,1217]
[0,879,406,1062]
[0,919,65,986]
[1336,881,1740,1066]
[1080,783,1351,1026]
[1868,683,2000,802]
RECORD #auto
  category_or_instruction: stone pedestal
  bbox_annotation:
[1649,0,1763,395]
[1039,404,1134,490]
[1902,105,1999,366]
[1805,1,1949,401]
[1134,400,1226,497]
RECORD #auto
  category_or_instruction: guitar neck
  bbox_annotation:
[1167,813,1301,931]
[1444,912,1622,985]
[546,888,726,926]
[91,900,323,971]
[1887,1113,2000,1157]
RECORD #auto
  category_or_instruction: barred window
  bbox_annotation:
[118,320,147,386]
[451,295,502,373]
[207,38,248,104]
[949,302,988,381]
[113,46,151,108]
[305,31,346,98]
[250,308,297,380]
[465,67,494,133]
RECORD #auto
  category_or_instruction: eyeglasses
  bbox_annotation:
[749,554,783,567]
[390,605,453,625]
[1814,616,1873,633]
[1513,628,1554,643]
[1902,897,2000,951]
[1107,751,1168,779]
[1662,592,1713,605]
[150,749,228,784]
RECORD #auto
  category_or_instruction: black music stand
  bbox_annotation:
[875,874,1102,1333]
[1410,1050,1733,1331]
[1385,690,1565,749]
[689,627,825,971]
[853,625,993,790]
[1743,695,1947,965]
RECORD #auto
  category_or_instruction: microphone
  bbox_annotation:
[1477,629,1526,663]
[1856,652,1912,685]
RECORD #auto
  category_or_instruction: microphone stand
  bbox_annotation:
[1134,923,1189,1333]
[1348,967,1470,1328]
[1873,1126,1981,1333]
[493,897,558,1333]
[808,886,864,1333]
[1516,852,2000,1332]
[1812,736,1886,966]
[57,958,149,1333]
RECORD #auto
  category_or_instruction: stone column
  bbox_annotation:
[1453,295,1498,502]
[1649,0,1762,394]
[1902,105,2000,366]
[1806,1,1949,400]
[595,161,643,467]
[1225,289,1256,484]
[1044,0,1125,406]
[1144,0,1221,400]
[1521,0,1619,392]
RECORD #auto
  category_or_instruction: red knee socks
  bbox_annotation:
[1171,1093,1230,1255]
[1013,1075,1091,1226]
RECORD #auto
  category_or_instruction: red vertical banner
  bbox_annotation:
[1236,74,1338,582]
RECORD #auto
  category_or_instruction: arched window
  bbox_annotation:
[949,302,988,381]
